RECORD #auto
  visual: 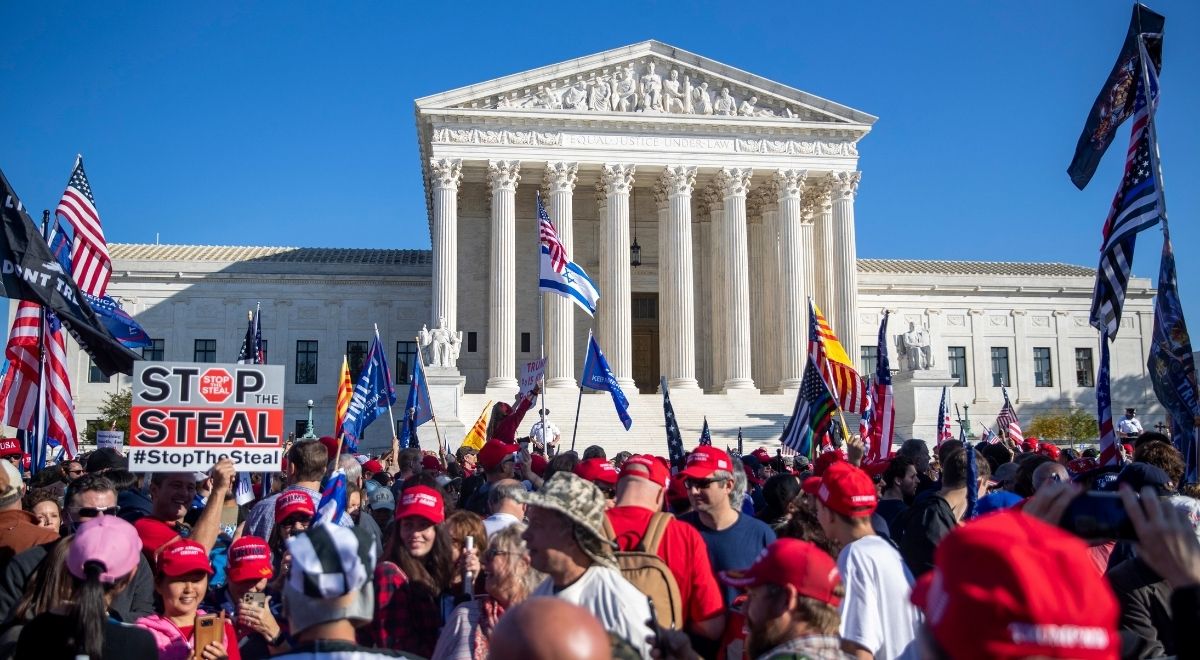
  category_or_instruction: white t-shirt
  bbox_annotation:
[838,535,922,660]
[530,420,560,445]
[533,565,653,658]
[1117,417,1143,436]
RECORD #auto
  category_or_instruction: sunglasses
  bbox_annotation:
[66,468,85,476]
[685,478,728,490]
[72,505,121,518]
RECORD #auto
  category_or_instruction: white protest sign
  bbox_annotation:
[95,430,124,450]
[519,358,547,396]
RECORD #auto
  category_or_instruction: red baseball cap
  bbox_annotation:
[396,485,445,524]
[529,453,549,477]
[421,455,444,473]
[574,457,620,487]
[1021,439,1038,453]
[363,459,384,474]
[910,510,1118,659]
[275,490,315,523]
[478,439,519,471]
[812,449,846,476]
[679,446,733,480]
[720,539,842,607]
[619,454,670,488]
[0,438,20,458]
[814,462,877,517]
[801,475,822,496]
[318,436,341,459]
[227,536,274,583]
[863,458,891,478]
[1039,443,1061,460]
[750,447,772,463]
[157,540,214,578]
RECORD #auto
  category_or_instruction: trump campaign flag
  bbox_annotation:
[581,335,631,431]
[399,356,433,449]
[340,330,397,452]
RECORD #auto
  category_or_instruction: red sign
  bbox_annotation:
[199,368,234,404]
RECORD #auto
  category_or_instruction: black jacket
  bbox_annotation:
[0,539,155,624]
[899,494,957,578]
[1108,557,1174,659]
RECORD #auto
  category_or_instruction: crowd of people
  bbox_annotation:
[0,406,1198,660]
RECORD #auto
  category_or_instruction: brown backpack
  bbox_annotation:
[603,512,684,630]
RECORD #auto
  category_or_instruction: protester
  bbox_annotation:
[1132,440,1186,492]
[875,456,917,530]
[246,441,346,540]
[483,390,537,445]
[221,536,286,659]
[1030,460,1068,493]
[757,473,801,532]
[458,439,518,516]
[489,597,613,660]
[899,447,991,577]
[22,488,60,532]
[268,491,315,573]
[516,472,653,657]
[895,440,934,493]
[0,461,58,568]
[814,461,920,659]
[368,484,396,530]
[443,510,488,598]
[13,516,156,659]
[0,528,74,654]
[574,457,620,500]
[482,479,526,539]
[432,522,545,659]
[133,459,236,567]
[60,460,84,482]
[605,453,724,641]
[137,539,239,660]
[678,446,776,607]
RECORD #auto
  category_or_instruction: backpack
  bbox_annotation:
[603,512,683,630]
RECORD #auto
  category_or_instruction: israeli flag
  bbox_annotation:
[539,245,599,316]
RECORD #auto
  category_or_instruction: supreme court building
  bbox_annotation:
[62,41,1162,454]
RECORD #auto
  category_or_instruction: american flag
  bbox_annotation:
[661,377,685,470]
[809,300,867,413]
[698,417,712,446]
[537,193,568,275]
[55,156,111,297]
[979,424,999,445]
[1096,330,1121,466]
[937,387,954,446]
[237,305,263,364]
[1089,50,1161,338]
[780,357,837,460]
[859,376,873,449]
[0,302,79,459]
[868,312,895,460]
[997,387,1023,442]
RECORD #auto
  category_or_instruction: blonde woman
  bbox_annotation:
[431,523,544,660]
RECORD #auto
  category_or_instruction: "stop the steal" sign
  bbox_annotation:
[129,361,286,472]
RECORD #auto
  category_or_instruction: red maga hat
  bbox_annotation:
[814,462,877,518]
[395,485,445,525]
[363,459,384,474]
[910,510,1118,660]
[720,538,842,607]
[619,454,670,488]
[478,439,519,471]
[679,446,733,480]
[275,490,315,522]
[157,540,213,578]
[227,536,274,583]
[574,457,620,487]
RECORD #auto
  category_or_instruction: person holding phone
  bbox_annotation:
[136,540,240,660]
[220,536,287,660]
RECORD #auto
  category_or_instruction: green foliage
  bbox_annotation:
[96,389,132,439]
[1027,407,1099,444]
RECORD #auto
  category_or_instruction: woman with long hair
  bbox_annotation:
[14,517,155,659]
[431,523,544,660]
[442,510,488,599]
[137,540,239,660]
[367,485,478,657]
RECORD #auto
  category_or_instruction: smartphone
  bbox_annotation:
[1060,491,1137,541]
[193,613,224,657]
[241,591,267,609]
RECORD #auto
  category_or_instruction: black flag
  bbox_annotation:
[0,167,139,376]
[1067,3,1164,190]
[661,376,685,470]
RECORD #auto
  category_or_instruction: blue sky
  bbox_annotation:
[1,1,1197,331]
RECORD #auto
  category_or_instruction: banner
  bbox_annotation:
[95,430,124,450]
[129,361,285,471]
[519,358,547,396]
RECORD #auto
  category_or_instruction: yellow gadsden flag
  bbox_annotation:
[334,355,352,435]
[460,401,492,450]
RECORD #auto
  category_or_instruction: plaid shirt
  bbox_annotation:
[361,561,444,657]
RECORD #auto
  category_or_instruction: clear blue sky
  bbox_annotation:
[2,1,1197,332]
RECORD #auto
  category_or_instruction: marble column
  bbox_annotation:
[776,169,809,389]
[694,211,712,390]
[543,162,579,389]
[654,177,671,387]
[601,164,636,391]
[813,176,836,330]
[717,167,756,391]
[704,186,727,391]
[487,160,520,390]
[661,166,699,389]
[748,195,766,388]
[831,171,862,354]
[756,181,782,392]
[429,159,462,362]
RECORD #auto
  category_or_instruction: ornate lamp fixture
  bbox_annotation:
[630,194,642,267]
[303,399,317,439]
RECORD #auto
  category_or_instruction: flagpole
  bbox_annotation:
[31,211,51,474]
[571,329,590,452]
[412,334,447,460]
[536,194,547,453]
[1137,34,1169,232]
[374,323,401,454]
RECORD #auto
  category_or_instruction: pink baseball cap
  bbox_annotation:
[68,515,143,584]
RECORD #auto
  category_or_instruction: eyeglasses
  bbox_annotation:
[684,478,728,490]
[483,549,511,562]
[66,468,84,476]
[72,505,121,518]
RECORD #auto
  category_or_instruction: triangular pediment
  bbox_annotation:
[416,40,876,126]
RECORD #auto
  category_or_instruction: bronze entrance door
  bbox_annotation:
[631,292,660,394]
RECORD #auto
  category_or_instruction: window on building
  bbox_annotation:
[194,339,217,363]
[991,347,1010,387]
[860,346,878,376]
[296,340,318,384]
[1034,347,1053,387]
[396,420,406,439]
[347,341,368,380]
[88,360,111,383]
[521,332,531,354]
[294,419,309,439]
[142,338,165,361]
[1076,348,1095,387]
[396,341,418,383]
[948,347,968,387]
[260,339,269,364]
[467,332,477,353]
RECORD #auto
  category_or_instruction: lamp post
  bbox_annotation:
[303,399,317,439]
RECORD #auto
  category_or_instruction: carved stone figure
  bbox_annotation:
[422,316,462,368]
[682,74,694,114]
[639,62,664,111]
[588,76,611,111]
[562,82,587,110]
[614,67,638,112]
[692,81,713,115]
[714,87,737,115]
[738,95,758,116]
[895,321,934,371]
[663,69,686,113]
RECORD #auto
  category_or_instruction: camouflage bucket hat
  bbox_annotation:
[513,472,617,569]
